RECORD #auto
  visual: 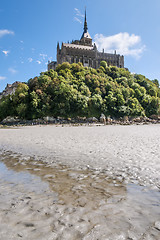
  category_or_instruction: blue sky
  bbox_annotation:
[0,0,160,92]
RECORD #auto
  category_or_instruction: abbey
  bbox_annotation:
[48,10,124,70]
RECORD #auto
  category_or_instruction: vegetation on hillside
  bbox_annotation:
[0,61,159,121]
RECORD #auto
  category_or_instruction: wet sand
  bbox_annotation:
[0,124,160,187]
[0,124,160,239]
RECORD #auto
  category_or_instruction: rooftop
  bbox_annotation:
[63,43,93,50]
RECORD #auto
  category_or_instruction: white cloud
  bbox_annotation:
[74,17,82,24]
[2,50,10,56]
[8,67,17,74]
[74,8,84,24]
[28,57,33,63]
[20,40,24,43]
[39,53,47,60]
[0,76,6,80]
[94,32,146,59]
[36,60,41,64]
[74,8,84,18]
[0,29,14,38]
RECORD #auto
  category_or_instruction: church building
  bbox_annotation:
[48,10,124,70]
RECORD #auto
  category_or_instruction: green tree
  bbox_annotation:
[152,79,159,88]
[100,61,107,69]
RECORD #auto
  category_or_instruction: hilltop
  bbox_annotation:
[0,62,159,121]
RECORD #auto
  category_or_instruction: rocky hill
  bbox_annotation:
[0,82,20,100]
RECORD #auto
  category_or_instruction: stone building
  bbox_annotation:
[48,10,124,70]
[0,81,20,100]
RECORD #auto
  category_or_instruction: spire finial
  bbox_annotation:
[84,7,88,33]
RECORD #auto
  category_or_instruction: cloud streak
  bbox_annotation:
[0,76,6,80]
[74,17,82,24]
[39,53,47,60]
[0,29,14,38]
[94,32,146,59]
[74,8,84,18]
[74,8,84,24]
[8,68,17,74]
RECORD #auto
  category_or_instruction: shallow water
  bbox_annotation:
[0,151,160,239]
[0,161,51,194]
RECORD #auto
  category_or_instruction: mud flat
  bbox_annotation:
[0,124,160,239]
[0,124,160,187]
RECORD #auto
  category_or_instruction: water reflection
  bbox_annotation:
[0,152,127,207]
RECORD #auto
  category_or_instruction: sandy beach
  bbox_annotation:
[0,124,160,239]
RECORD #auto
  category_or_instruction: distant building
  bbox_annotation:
[48,10,124,70]
[0,81,20,100]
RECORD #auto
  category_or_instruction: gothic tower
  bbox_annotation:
[80,9,92,46]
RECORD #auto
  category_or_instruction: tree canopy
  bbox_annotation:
[0,62,160,121]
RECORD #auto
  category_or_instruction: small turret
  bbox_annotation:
[57,42,60,51]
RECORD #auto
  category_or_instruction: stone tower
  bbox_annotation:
[80,9,92,47]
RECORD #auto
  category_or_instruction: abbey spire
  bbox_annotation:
[84,8,88,33]
[80,8,92,46]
